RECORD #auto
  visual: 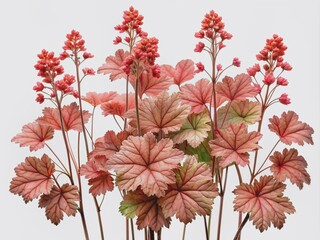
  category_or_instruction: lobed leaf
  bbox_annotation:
[107,133,184,197]
[161,59,195,86]
[180,79,212,114]
[37,102,91,132]
[171,111,211,148]
[268,111,314,146]
[217,100,261,128]
[233,176,295,232]
[11,122,54,151]
[158,156,219,224]
[126,91,190,134]
[89,130,129,160]
[10,154,55,202]
[80,156,114,196]
[130,70,173,98]
[270,148,310,189]
[209,123,262,167]
[216,74,258,103]
[39,184,79,225]
[101,93,135,117]
[120,189,171,232]
[97,49,130,81]
[82,91,117,107]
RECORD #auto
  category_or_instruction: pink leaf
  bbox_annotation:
[180,79,212,114]
[97,49,130,81]
[120,189,171,232]
[11,122,54,151]
[233,176,295,232]
[89,130,129,160]
[107,133,184,197]
[39,184,79,225]
[80,157,114,196]
[101,93,135,117]
[216,74,258,103]
[37,102,91,132]
[209,123,262,167]
[270,148,310,189]
[88,172,114,196]
[126,91,190,134]
[10,154,55,202]
[82,91,117,107]
[130,70,173,98]
[158,156,219,224]
[268,111,314,146]
[161,59,195,86]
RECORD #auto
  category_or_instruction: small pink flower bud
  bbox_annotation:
[33,82,44,92]
[36,93,44,104]
[194,31,205,38]
[217,64,222,71]
[253,84,262,94]
[232,57,241,67]
[247,64,260,76]
[194,42,205,52]
[195,62,205,73]
[263,73,276,85]
[281,62,293,71]
[83,52,94,59]
[82,68,95,75]
[59,51,70,60]
[113,36,122,45]
[277,77,288,86]
[279,93,291,105]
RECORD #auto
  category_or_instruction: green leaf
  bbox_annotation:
[218,100,261,128]
[171,110,211,148]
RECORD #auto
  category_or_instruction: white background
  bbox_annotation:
[1,0,319,239]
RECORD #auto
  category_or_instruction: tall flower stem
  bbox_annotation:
[216,167,229,240]
[74,53,104,239]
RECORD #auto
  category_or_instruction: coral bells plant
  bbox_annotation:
[10,6,314,240]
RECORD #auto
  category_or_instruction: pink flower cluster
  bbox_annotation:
[114,6,147,45]
[33,30,96,104]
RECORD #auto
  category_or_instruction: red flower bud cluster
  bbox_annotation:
[201,10,225,34]
[115,6,144,34]
[122,37,160,77]
[114,6,147,45]
[133,37,160,65]
[194,10,232,55]
[34,49,64,82]
[63,30,86,53]
[256,34,287,63]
